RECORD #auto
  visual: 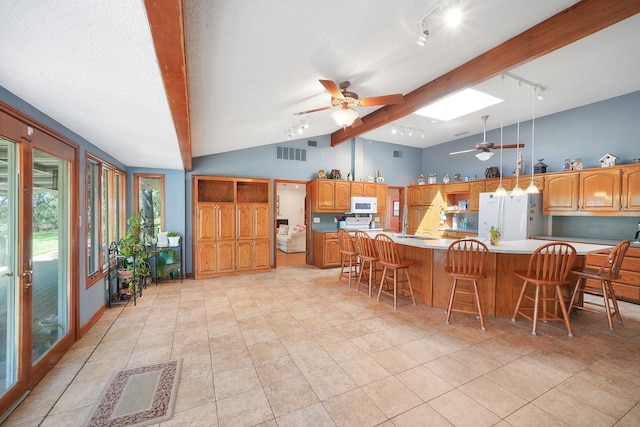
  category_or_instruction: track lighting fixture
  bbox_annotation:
[286,116,310,140]
[391,125,425,138]
[417,21,429,46]
[535,86,545,101]
[416,1,462,46]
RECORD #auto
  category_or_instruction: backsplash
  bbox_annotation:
[551,216,639,242]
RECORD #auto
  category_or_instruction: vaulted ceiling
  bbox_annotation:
[1,1,639,171]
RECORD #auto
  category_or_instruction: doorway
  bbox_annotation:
[0,132,77,417]
[273,180,308,268]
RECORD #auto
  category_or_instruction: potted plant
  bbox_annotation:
[119,211,152,294]
[166,231,181,247]
[488,225,501,245]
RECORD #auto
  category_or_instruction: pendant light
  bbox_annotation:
[494,74,508,197]
[526,84,540,194]
[511,79,524,196]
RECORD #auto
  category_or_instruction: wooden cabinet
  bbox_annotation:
[485,177,513,192]
[310,179,350,212]
[621,165,640,212]
[193,176,271,279]
[408,205,439,237]
[468,181,485,212]
[376,183,388,213]
[579,168,621,212]
[543,173,579,213]
[312,231,341,268]
[408,184,438,206]
[584,246,640,302]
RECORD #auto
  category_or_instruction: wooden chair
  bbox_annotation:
[444,239,490,330]
[337,229,359,287]
[354,231,380,297]
[568,240,630,331]
[512,242,577,337]
[374,233,415,309]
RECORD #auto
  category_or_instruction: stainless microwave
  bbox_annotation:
[350,197,377,214]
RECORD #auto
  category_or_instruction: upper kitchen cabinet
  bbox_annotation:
[579,168,621,212]
[622,164,640,212]
[543,172,580,214]
[408,184,438,206]
[310,179,350,212]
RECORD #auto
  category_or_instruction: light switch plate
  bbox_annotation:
[313,217,320,223]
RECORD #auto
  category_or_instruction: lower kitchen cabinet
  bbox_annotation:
[313,231,341,268]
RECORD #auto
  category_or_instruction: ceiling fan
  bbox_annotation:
[294,79,403,128]
[449,115,524,160]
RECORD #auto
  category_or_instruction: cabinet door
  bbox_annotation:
[543,174,579,213]
[236,204,253,239]
[253,205,270,239]
[334,181,351,211]
[350,182,364,196]
[363,183,377,197]
[421,206,440,237]
[196,205,217,240]
[468,181,485,212]
[407,206,425,234]
[409,185,434,205]
[315,180,335,211]
[622,165,640,211]
[253,239,271,269]
[485,177,513,192]
[376,184,387,213]
[235,240,253,271]
[216,241,236,273]
[579,168,621,212]
[195,244,217,276]
[325,239,342,266]
[217,204,236,240]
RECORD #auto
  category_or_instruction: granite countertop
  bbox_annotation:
[388,234,613,255]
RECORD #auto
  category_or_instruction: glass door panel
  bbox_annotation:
[31,150,70,364]
[0,138,19,399]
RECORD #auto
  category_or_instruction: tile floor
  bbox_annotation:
[4,258,640,427]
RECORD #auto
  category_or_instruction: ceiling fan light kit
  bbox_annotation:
[331,108,359,128]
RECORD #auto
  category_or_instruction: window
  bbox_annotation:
[86,155,125,287]
[134,174,164,238]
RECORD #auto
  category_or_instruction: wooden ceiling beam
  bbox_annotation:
[144,0,192,171]
[331,0,640,147]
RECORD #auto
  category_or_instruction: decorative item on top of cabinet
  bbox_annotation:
[599,153,619,167]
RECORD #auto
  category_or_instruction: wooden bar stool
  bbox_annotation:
[568,240,630,331]
[338,229,359,287]
[444,238,490,331]
[512,242,577,337]
[354,231,380,297]
[375,233,415,309]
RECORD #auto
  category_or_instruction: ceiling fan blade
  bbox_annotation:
[293,106,333,115]
[350,117,363,128]
[449,148,477,155]
[358,94,404,107]
[319,79,344,99]
[494,143,525,150]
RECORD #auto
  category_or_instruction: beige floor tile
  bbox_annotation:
[370,347,419,374]
[339,355,391,387]
[275,402,336,427]
[397,337,446,363]
[322,339,368,362]
[505,403,570,427]
[429,389,501,427]
[390,403,453,427]
[459,376,527,418]
[263,375,319,417]
[39,405,92,427]
[213,364,261,400]
[247,339,289,363]
[424,356,481,387]
[351,332,393,353]
[254,354,302,385]
[616,403,640,427]
[162,402,218,426]
[534,388,617,426]
[290,346,336,374]
[322,388,387,427]
[215,387,274,427]
[303,363,357,400]
[174,373,215,413]
[361,376,422,418]
[395,365,454,401]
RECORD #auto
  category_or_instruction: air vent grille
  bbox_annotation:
[393,150,402,158]
[277,146,307,161]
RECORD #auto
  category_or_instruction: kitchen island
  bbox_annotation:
[369,233,613,318]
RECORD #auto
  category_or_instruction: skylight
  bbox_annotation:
[414,88,502,121]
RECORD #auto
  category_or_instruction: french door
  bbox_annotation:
[0,131,76,417]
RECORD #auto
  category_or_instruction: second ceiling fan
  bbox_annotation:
[449,115,524,159]
[294,79,403,128]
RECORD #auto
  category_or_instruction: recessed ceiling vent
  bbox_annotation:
[277,146,306,161]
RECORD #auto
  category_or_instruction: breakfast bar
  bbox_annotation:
[378,234,613,318]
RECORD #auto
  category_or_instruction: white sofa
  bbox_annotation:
[276,224,306,253]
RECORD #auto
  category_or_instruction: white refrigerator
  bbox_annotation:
[478,192,546,241]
